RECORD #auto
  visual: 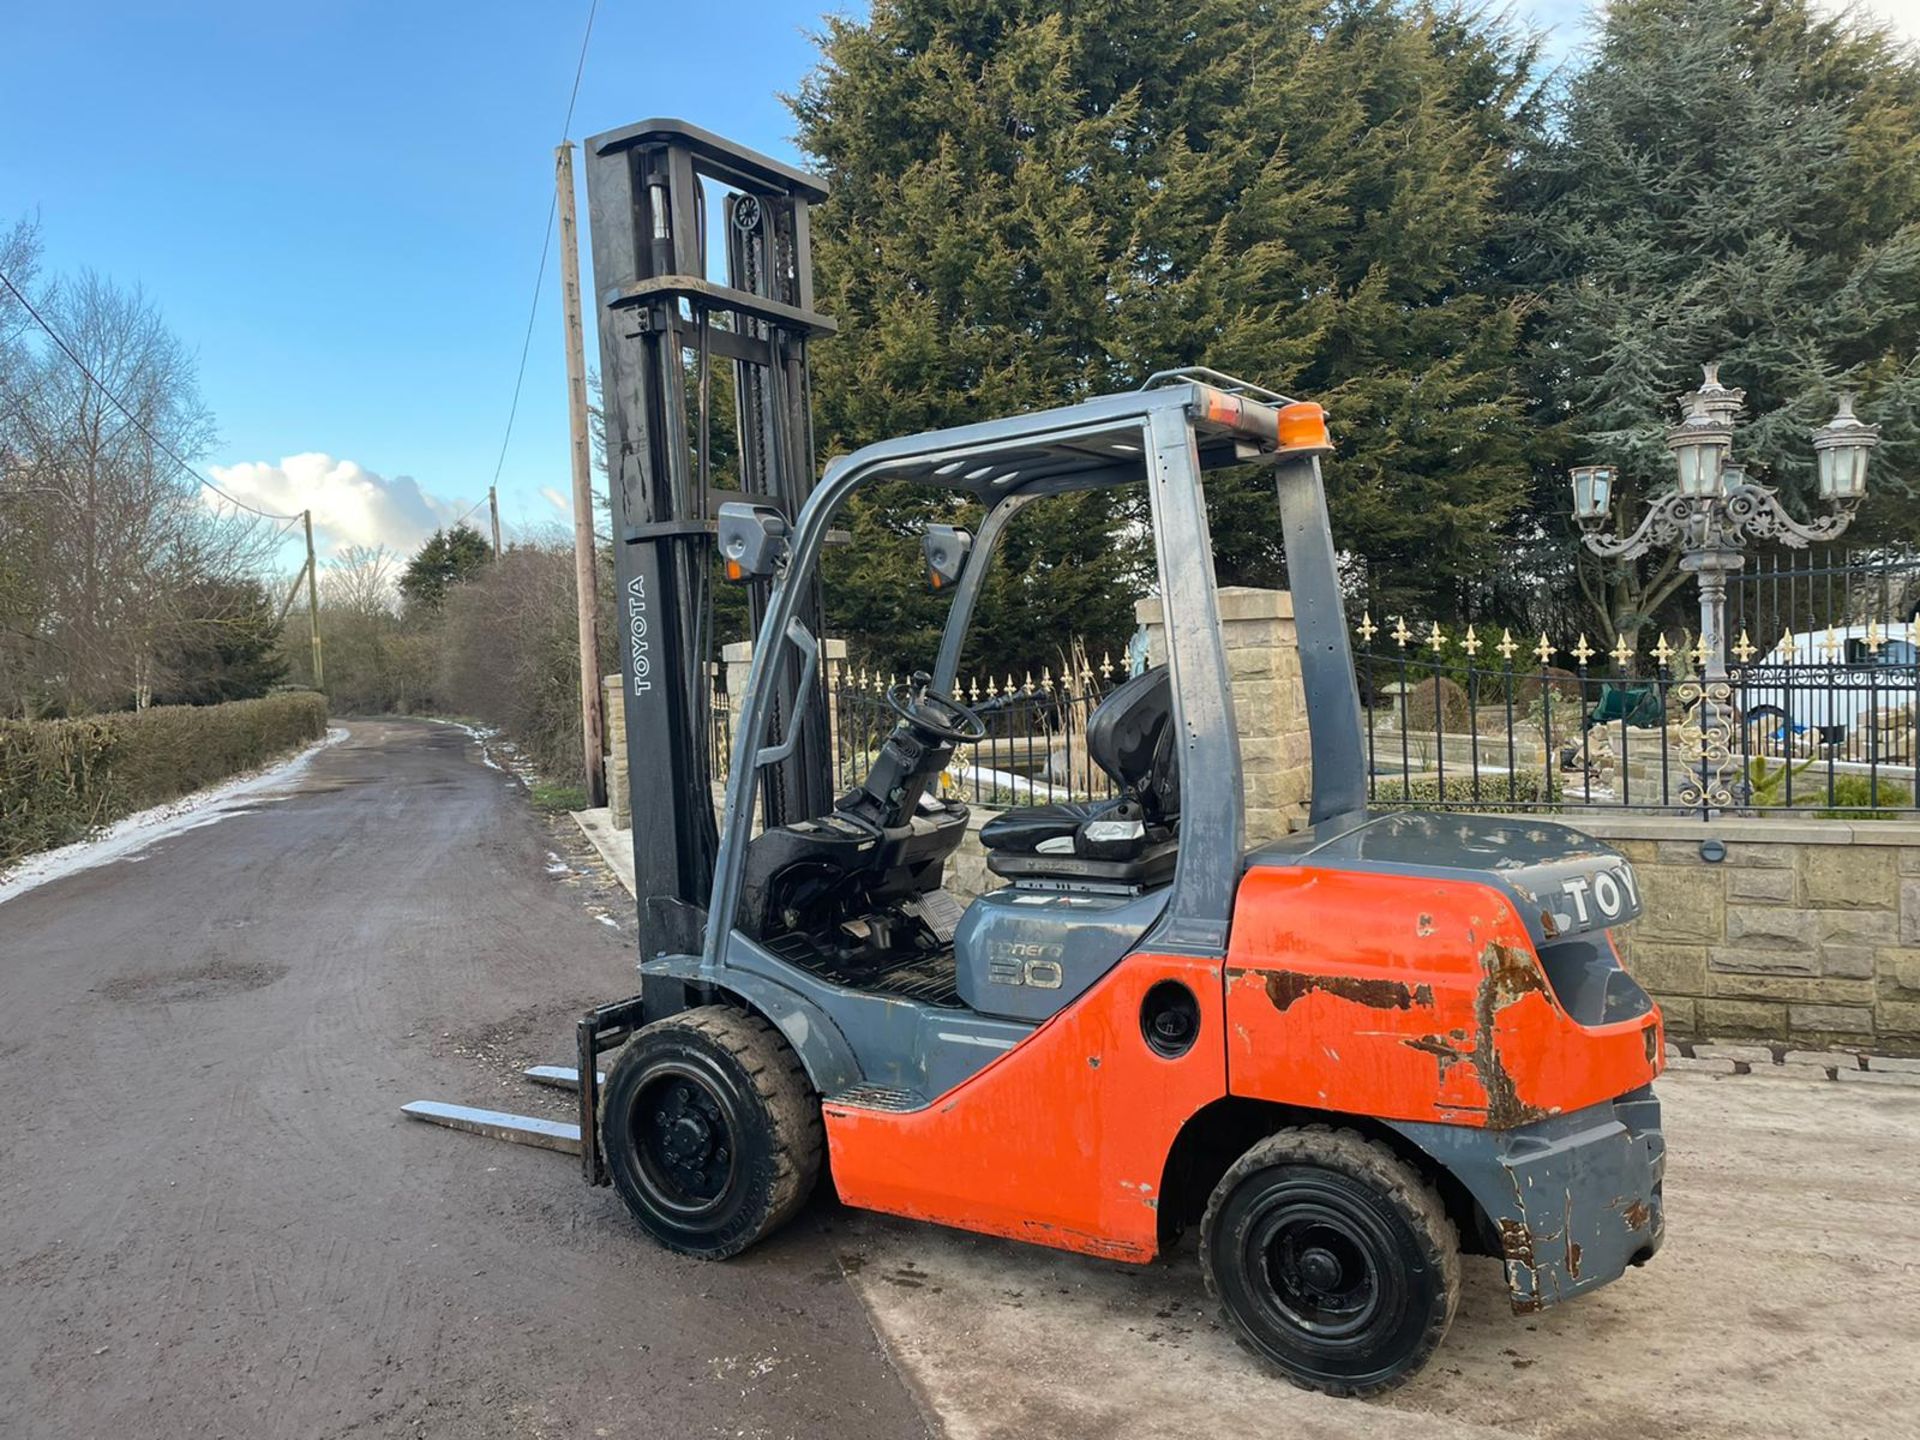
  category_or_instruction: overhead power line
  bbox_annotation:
[0,267,302,523]
[488,0,601,495]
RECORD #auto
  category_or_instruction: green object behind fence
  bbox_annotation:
[1586,684,1664,730]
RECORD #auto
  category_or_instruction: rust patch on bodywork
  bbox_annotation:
[1567,1240,1583,1279]
[1474,941,1555,1129]
[1497,1217,1536,1267]
[1623,1200,1651,1231]
[1402,1033,1472,1081]
[1260,970,1435,1014]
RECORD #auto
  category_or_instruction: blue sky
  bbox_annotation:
[1,0,1910,561]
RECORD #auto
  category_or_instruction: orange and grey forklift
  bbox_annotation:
[408,121,1665,1395]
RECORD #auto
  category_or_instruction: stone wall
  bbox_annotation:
[1573,815,1920,1055]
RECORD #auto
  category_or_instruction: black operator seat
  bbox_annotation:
[979,664,1180,886]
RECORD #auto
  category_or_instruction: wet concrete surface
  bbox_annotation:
[0,719,928,1440]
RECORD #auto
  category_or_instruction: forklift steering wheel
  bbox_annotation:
[886,675,988,746]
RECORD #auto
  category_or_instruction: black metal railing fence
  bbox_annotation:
[1356,614,1920,818]
[829,665,1125,807]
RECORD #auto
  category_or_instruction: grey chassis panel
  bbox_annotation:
[707,385,1248,969]
[1389,1087,1665,1313]
[645,930,1036,1102]
[1247,811,1643,950]
[955,884,1171,1023]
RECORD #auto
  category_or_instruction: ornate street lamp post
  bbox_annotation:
[1572,365,1878,686]
[1569,365,1878,808]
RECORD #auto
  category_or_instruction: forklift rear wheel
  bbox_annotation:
[599,1006,823,1259]
[1200,1127,1460,1397]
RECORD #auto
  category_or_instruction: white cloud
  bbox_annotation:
[206,453,466,557]
[539,485,571,516]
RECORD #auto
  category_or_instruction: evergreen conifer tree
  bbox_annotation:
[792,0,1541,670]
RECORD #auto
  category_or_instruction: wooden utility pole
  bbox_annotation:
[557,141,606,807]
[302,508,325,692]
[488,484,502,555]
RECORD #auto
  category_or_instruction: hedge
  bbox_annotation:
[1375,769,1561,813]
[0,691,329,864]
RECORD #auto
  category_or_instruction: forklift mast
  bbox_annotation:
[583,120,838,957]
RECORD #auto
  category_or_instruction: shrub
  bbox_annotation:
[1747,756,1914,818]
[1511,667,1584,712]
[434,545,604,785]
[0,691,328,863]
[1396,677,1473,730]
[1375,769,1560,813]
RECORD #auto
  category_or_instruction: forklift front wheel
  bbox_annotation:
[1200,1127,1461,1397]
[599,1006,824,1259]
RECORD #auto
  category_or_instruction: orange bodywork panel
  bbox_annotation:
[1224,866,1662,1128]
[822,952,1225,1262]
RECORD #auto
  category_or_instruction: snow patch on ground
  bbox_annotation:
[424,717,536,787]
[0,728,348,909]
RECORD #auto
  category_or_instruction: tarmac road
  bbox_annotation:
[0,719,929,1440]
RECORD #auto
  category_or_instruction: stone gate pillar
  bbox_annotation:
[1135,586,1312,840]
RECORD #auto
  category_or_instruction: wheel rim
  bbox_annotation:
[1239,1176,1408,1356]
[631,1064,738,1220]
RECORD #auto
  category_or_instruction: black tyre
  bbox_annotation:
[599,1006,823,1259]
[1200,1127,1460,1397]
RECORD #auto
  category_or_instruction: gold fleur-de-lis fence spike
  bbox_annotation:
[1572,635,1594,666]
[1652,634,1674,667]
[1428,622,1446,654]
[1534,633,1553,665]
[1779,627,1796,662]
[1821,627,1839,659]
[1911,617,1920,649]
[1692,633,1710,667]
[967,676,980,701]
[1497,628,1517,661]
[1392,616,1412,648]
[1040,666,1052,689]
[1023,670,1034,693]
[1611,633,1634,668]
[1462,625,1480,657]
[1867,620,1884,655]
[1357,612,1378,644]
[1732,630,1756,664]
[1099,651,1114,679]
[1005,673,1016,696]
